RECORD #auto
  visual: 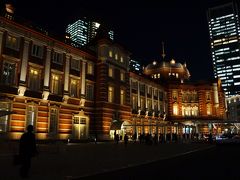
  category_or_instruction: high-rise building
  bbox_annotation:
[66,17,114,47]
[129,59,142,73]
[207,1,240,97]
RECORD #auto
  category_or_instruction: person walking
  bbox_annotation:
[124,134,128,147]
[19,125,37,178]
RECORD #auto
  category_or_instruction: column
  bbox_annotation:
[158,90,160,111]
[42,48,52,100]
[20,40,29,83]
[64,55,70,92]
[0,31,3,56]
[80,60,86,107]
[137,81,140,108]
[152,87,154,111]
[145,85,148,110]
[18,40,29,96]
[81,60,86,96]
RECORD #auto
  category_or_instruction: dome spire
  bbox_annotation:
[161,41,166,60]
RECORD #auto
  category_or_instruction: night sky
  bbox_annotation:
[5,0,232,81]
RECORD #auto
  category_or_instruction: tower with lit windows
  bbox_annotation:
[66,18,114,47]
[207,1,240,97]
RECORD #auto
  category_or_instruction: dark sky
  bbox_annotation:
[6,0,232,81]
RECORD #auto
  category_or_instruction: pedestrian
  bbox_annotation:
[133,132,137,143]
[19,125,37,178]
[124,134,128,147]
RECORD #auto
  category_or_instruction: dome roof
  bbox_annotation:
[144,59,190,81]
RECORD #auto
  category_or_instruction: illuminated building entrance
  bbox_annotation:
[72,110,89,139]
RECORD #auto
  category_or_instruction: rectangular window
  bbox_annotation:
[147,99,152,110]
[115,53,118,60]
[71,59,80,71]
[1,61,16,85]
[108,86,114,103]
[86,84,94,101]
[52,52,63,65]
[87,63,94,75]
[70,79,80,98]
[0,102,11,133]
[120,72,125,81]
[109,50,113,57]
[49,108,58,134]
[206,92,211,101]
[120,56,124,63]
[120,89,125,105]
[31,44,43,58]
[172,90,178,101]
[6,34,19,50]
[51,74,62,95]
[108,66,113,77]
[29,68,41,91]
[26,105,37,130]
[132,96,137,110]
[140,98,145,111]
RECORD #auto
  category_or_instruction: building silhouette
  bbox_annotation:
[207,0,240,97]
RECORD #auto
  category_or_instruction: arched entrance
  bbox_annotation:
[121,121,133,139]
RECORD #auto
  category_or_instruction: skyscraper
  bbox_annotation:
[66,17,114,47]
[207,1,240,97]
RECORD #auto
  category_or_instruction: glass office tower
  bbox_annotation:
[207,1,240,97]
[66,18,114,47]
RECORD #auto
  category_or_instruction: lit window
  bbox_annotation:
[120,72,125,81]
[172,90,178,101]
[26,105,37,131]
[0,102,11,133]
[87,63,94,75]
[6,34,19,50]
[51,74,62,95]
[1,61,16,85]
[120,89,125,105]
[120,56,124,63]
[207,104,212,115]
[115,53,118,60]
[29,68,41,91]
[49,108,58,135]
[206,92,211,101]
[32,44,43,58]
[70,78,80,98]
[109,51,113,57]
[132,96,137,110]
[173,104,178,115]
[108,86,114,103]
[108,66,113,77]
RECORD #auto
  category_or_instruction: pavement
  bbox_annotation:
[0,140,214,180]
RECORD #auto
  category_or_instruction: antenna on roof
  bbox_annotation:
[162,41,166,60]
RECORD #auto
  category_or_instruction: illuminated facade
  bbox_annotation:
[0,11,227,141]
[207,1,240,97]
[66,18,114,47]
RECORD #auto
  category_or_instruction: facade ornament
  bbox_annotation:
[18,86,26,96]
[42,91,49,100]
[80,98,86,107]
[63,95,69,103]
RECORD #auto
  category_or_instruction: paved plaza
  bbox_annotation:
[0,141,213,180]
